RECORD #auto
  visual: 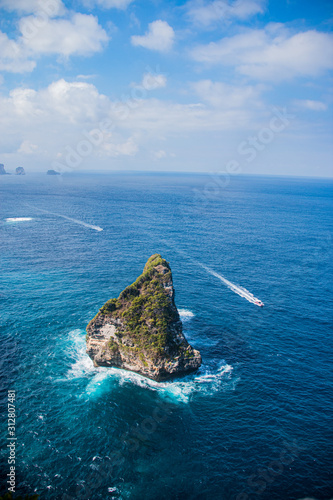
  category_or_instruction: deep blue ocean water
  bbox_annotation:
[0,173,332,500]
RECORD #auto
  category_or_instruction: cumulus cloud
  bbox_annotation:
[191,25,333,81]
[294,99,328,111]
[0,10,108,73]
[20,13,108,57]
[0,76,266,171]
[9,79,110,123]
[18,140,39,154]
[186,0,265,27]
[0,0,65,16]
[141,72,167,90]
[131,20,175,52]
[0,79,140,166]
[0,31,36,72]
[2,79,109,125]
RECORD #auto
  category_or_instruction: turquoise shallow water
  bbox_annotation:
[0,173,332,499]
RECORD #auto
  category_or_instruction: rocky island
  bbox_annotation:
[86,254,201,381]
[0,163,10,175]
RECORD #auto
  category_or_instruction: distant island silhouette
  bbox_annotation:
[47,169,61,175]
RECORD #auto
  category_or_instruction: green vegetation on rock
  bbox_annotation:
[86,254,202,381]
[96,254,179,358]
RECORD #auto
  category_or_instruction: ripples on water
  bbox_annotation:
[0,174,332,499]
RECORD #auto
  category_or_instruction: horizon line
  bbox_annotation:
[1,170,333,180]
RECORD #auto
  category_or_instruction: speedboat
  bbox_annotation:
[255,300,264,307]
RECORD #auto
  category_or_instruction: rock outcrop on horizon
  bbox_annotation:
[86,254,201,381]
[16,167,25,175]
[47,169,60,175]
[0,163,9,175]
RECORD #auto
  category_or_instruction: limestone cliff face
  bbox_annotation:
[86,254,201,381]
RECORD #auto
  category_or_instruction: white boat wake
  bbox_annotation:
[6,217,33,222]
[51,212,103,232]
[27,206,103,232]
[158,240,264,307]
[198,263,264,307]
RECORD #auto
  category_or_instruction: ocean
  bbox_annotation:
[0,172,332,500]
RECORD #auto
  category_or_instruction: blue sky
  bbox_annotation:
[0,0,332,176]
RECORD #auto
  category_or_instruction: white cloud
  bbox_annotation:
[0,31,36,72]
[84,0,134,8]
[152,150,167,159]
[191,26,333,81]
[0,77,265,171]
[77,74,97,80]
[3,79,107,123]
[186,0,265,27]
[141,72,167,90]
[18,140,38,154]
[192,79,261,108]
[20,13,108,57]
[2,80,113,158]
[131,20,175,52]
[101,136,138,156]
[0,79,141,167]
[116,97,256,133]
[7,76,331,174]
[29,79,110,122]
[0,0,65,16]
[294,99,328,111]
[8,88,39,117]
[0,11,108,73]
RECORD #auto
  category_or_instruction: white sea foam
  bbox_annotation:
[65,329,98,379]
[85,370,112,395]
[179,309,195,322]
[63,330,111,397]
[109,361,235,403]
[68,353,98,379]
[65,330,237,402]
[108,487,118,494]
[6,217,33,222]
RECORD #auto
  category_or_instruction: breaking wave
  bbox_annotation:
[65,329,99,379]
[120,361,236,403]
[179,309,195,322]
[64,330,236,402]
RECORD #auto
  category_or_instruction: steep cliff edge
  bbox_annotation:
[86,254,201,381]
